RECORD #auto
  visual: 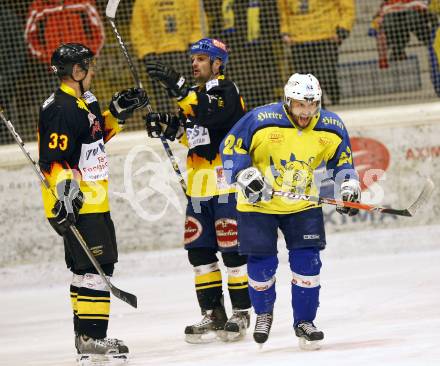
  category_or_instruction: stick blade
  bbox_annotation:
[110,284,138,308]
[105,0,121,18]
[406,178,435,217]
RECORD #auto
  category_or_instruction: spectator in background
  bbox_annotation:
[130,0,206,111]
[203,0,283,108]
[25,0,104,65]
[0,3,27,144]
[278,0,355,106]
[369,0,440,96]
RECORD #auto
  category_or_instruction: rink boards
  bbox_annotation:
[0,102,439,266]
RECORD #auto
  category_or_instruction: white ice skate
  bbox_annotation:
[294,321,324,351]
[219,309,250,342]
[76,335,129,365]
[184,306,228,344]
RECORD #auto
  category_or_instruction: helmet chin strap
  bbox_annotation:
[71,67,89,95]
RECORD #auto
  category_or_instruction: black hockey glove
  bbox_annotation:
[236,167,273,204]
[336,179,361,216]
[109,87,149,121]
[51,179,84,235]
[336,27,350,45]
[144,112,184,141]
[145,61,190,100]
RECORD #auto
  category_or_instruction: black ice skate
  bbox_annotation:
[294,321,324,350]
[253,312,273,346]
[76,335,129,365]
[220,309,250,342]
[184,306,228,344]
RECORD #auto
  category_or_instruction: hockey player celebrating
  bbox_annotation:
[220,73,360,350]
[38,43,148,363]
[144,38,251,343]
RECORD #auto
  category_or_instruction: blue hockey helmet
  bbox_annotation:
[189,38,229,66]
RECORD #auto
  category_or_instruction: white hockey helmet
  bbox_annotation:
[284,73,322,126]
[284,73,322,106]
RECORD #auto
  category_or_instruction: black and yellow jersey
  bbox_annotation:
[177,75,246,197]
[38,83,122,218]
[220,102,358,214]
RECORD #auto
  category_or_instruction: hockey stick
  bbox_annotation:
[272,178,434,217]
[0,109,137,308]
[105,0,188,196]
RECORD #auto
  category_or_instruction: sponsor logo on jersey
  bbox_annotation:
[90,120,102,139]
[322,116,344,130]
[269,132,285,144]
[257,111,283,121]
[215,218,238,248]
[184,216,202,245]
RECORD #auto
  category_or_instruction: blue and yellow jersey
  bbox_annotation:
[177,75,246,197]
[220,102,357,214]
[38,83,122,218]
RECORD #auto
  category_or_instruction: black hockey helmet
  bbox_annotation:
[51,43,95,78]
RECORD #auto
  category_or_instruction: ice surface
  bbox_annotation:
[1,225,440,366]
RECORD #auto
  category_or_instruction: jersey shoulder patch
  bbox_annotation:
[42,93,55,110]
[206,79,219,91]
[82,91,98,104]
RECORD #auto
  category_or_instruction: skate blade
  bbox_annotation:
[77,353,129,366]
[298,337,321,351]
[185,330,219,344]
[218,329,246,342]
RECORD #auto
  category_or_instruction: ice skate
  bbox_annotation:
[219,309,250,342]
[184,306,228,344]
[294,321,324,351]
[253,312,273,347]
[76,335,129,365]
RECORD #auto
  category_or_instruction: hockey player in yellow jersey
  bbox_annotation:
[220,73,360,350]
[144,38,251,343]
[38,43,148,363]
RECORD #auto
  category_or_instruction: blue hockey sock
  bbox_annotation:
[247,255,278,314]
[289,248,322,326]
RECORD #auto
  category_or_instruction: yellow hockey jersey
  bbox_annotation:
[38,83,121,217]
[220,102,357,214]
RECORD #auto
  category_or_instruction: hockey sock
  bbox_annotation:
[70,273,83,334]
[222,252,250,309]
[289,248,322,326]
[247,255,278,314]
[226,264,251,309]
[193,262,223,310]
[77,273,111,339]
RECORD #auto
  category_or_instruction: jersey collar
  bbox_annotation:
[282,104,320,131]
[60,82,78,98]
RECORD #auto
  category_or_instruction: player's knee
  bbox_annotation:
[80,273,110,291]
[289,248,321,288]
[247,255,278,287]
[289,248,321,275]
[221,251,247,268]
[187,248,218,267]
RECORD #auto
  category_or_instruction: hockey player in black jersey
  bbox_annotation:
[144,38,251,343]
[38,43,148,364]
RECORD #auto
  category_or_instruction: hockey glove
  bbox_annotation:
[51,179,84,235]
[145,61,190,100]
[144,112,184,141]
[336,27,350,45]
[109,87,149,121]
[236,167,273,204]
[336,179,361,216]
